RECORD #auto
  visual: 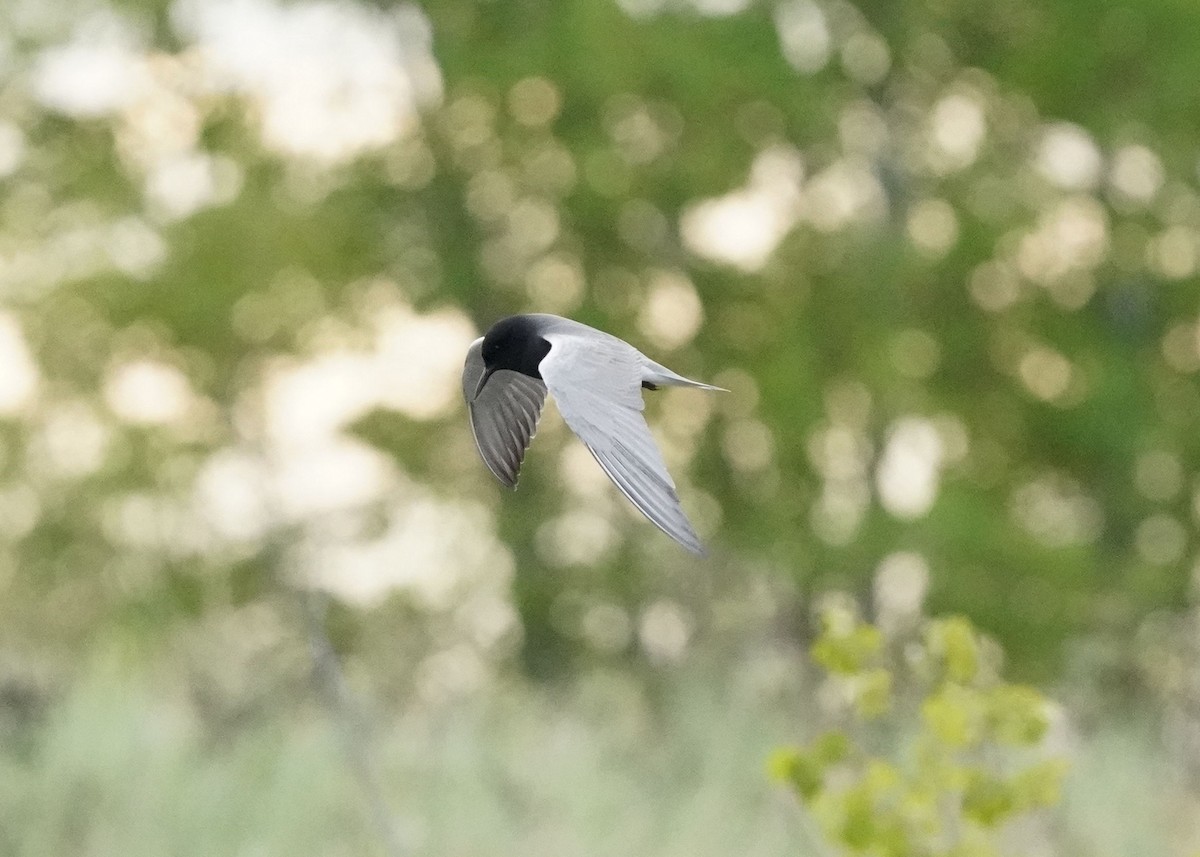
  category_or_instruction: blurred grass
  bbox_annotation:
[0,651,812,857]
[0,650,1186,857]
[0,659,370,856]
[1062,719,1184,857]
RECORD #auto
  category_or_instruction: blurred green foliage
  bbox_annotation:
[3,0,1199,687]
[772,605,1066,856]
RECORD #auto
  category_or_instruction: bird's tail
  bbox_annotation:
[641,359,728,391]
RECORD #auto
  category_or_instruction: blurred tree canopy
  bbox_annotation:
[2,0,1199,685]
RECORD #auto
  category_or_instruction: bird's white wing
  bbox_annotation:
[463,339,548,488]
[541,332,705,555]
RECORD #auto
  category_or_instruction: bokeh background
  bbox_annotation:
[1,0,1199,853]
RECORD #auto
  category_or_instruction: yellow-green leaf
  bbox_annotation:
[921,685,984,749]
[812,730,851,765]
[1012,758,1069,809]
[962,769,1015,827]
[986,685,1049,746]
[855,667,893,718]
[813,621,884,675]
[767,747,824,799]
[927,616,980,684]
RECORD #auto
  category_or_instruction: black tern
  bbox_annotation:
[462,314,725,555]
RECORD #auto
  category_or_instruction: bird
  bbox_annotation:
[462,313,725,555]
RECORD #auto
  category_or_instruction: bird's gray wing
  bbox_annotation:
[463,338,548,488]
[540,332,705,555]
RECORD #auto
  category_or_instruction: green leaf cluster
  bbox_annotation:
[772,608,1066,857]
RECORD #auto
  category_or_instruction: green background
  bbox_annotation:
[1,0,1198,853]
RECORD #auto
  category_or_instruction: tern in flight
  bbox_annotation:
[462,314,725,555]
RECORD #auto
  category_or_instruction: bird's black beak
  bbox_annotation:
[473,366,496,400]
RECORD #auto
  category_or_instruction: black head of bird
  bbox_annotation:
[474,315,552,397]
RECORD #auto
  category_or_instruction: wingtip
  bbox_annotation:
[484,463,520,490]
[670,527,708,556]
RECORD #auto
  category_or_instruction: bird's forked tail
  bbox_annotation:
[640,358,728,392]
